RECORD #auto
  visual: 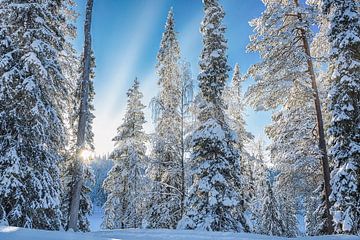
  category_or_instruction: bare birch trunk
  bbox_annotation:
[293,0,333,234]
[68,0,94,231]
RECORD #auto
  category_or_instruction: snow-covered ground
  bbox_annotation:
[1,208,357,240]
[89,205,103,231]
[1,226,359,240]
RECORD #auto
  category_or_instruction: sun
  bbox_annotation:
[80,149,93,161]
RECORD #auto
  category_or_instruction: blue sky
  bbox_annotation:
[73,0,272,155]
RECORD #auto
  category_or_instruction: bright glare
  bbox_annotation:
[80,149,93,161]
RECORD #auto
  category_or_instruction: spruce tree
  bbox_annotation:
[247,139,268,233]
[224,63,254,211]
[247,139,290,237]
[101,164,122,230]
[0,0,69,229]
[146,8,184,229]
[305,194,320,236]
[305,184,328,235]
[258,175,285,237]
[178,0,248,232]
[277,192,298,237]
[102,79,147,229]
[323,0,360,235]
[224,64,251,151]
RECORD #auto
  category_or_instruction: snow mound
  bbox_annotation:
[0,226,359,240]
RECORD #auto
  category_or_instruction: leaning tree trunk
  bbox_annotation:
[68,0,94,231]
[293,0,333,234]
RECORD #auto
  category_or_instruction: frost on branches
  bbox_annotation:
[258,173,285,237]
[224,64,252,151]
[224,64,254,220]
[178,0,248,232]
[323,0,360,235]
[0,0,70,229]
[246,140,269,233]
[246,0,324,111]
[266,84,322,237]
[102,79,147,229]
[146,8,184,229]
[246,0,334,234]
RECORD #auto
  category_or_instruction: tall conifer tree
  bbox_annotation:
[102,79,147,229]
[146,8,184,229]
[323,0,360,235]
[224,64,254,210]
[178,0,248,232]
[258,175,285,237]
[0,0,69,229]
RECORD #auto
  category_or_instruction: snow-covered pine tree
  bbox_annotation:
[185,90,207,192]
[258,173,285,237]
[305,1,333,235]
[276,189,298,237]
[58,0,79,95]
[102,79,147,229]
[101,164,122,230]
[266,83,322,237]
[246,138,287,235]
[224,63,254,212]
[323,0,360,235]
[224,64,252,151]
[178,0,248,232]
[305,194,320,236]
[305,184,328,236]
[146,8,184,229]
[246,0,333,233]
[0,0,69,229]
[60,52,96,232]
[246,139,268,232]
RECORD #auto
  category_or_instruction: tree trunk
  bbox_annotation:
[180,93,185,218]
[293,0,333,234]
[68,0,94,232]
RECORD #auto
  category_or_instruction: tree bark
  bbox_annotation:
[293,0,333,234]
[68,0,94,232]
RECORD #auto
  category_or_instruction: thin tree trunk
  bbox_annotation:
[68,0,94,231]
[180,94,185,218]
[293,0,333,234]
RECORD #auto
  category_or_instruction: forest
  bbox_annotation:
[0,0,359,239]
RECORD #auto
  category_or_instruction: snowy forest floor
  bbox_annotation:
[1,207,358,240]
[1,226,359,240]
[88,206,103,231]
